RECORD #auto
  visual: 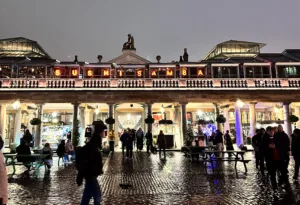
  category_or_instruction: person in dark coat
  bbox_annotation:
[126,130,134,159]
[23,129,33,146]
[57,140,68,163]
[261,126,280,189]
[224,130,234,157]
[76,120,106,205]
[274,124,290,183]
[16,140,32,170]
[157,130,166,157]
[120,130,129,157]
[145,130,153,153]
[252,129,262,169]
[291,129,300,182]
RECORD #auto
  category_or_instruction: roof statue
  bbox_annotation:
[122,34,135,50]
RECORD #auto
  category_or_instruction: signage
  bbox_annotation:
[118,69,124,77]
[166,68,174,77]
[151,69,158,77]
[136,69,143,77]
[181,67,188,77]
[197,68,204,77]
[86,69,93,77]
[54,68,61,77]
[102,69,110,77]
[71,68,79,77]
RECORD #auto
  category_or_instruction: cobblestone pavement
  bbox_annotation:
[6,151,300,205]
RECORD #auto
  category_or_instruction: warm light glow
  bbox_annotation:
[52,118,58,123]
[205,117,210,121]
[103,69,109,76]
[95,107,100,114]
[136,70,143,77]
[52,112,58,117]
[151,70,157,76]
[12,99,20,110]
[127,114,131,120]
[160,104,165,113]
[236,99,244,108]
[274,107,279,113]
[87,69,93,77]
[72,69,78,76]
[54,69,61,76]
[197,110,203,116]
[166,68,173,76]
[181,68,187,76]
[197,68,204,76]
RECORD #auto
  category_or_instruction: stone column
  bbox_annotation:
[249,102,257,137]
[114,106,119,145]
[27,110,35,134]
[174,105,181,148]
[146,103,153,132]
[72,103,79,145]
[213,103,221,130]
[34,104,43,148]
[107,103,114,133]
[235,106,243,146]
[13,109,22,144]
[223,106,230,132]
[0,104,7,141]
[283,102,292,138]
[181,103,188,147]
[142,105,146,132]
[79,106,86,145]
[295,107,300,128]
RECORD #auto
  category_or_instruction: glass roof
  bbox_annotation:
[0,37,51,59]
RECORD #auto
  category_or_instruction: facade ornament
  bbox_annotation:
[156,55,161,63]
[97,55,103,63]
[122,34,135,50]
[183,48,189,62]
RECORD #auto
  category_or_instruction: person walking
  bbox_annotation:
[261,126,279,189]
[65,139,75,161]
[215,130,224,157]
[224,130,234,157]
[0,136,8,205]
[274,124,290,185]
[126,131,134,159]
[252,129,262,169]
[291,129,300,183]
[76,120,106,205]
[157,130,166,157]
[57,140,68,164]
[145,130,153,153]
[136,128,144,151]
[108,130,115,154]
[120,130,128,157]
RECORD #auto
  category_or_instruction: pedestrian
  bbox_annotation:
[261,126,280,189]
[136,128,144,151]
[258,128,266,175]
[16,139,32,170]
[157,130,166,157]
[120,130,128,157]
[67,131,72,141]
[57,140,68,164]
[41,143,53,172]
[76,120,106,205]
[224,130,234,157]
[145,130,153,153]
[291,129,300,183]
[108,130,115,153]
[23,129,33,147]
[208,132,215,147]
[252,129,262,169]
[274,124,290,184]
[126,131,134,159]
[215,130,224,157]
[65,139,75,161]
[0,136,8,205]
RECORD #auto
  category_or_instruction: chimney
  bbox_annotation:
[97,55,103,63]
[179,56,183,62]
[74,55,78,63]
[183,48,189,62]
[156,55,161,63]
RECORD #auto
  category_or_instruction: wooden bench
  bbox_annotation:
[4,153,49,176]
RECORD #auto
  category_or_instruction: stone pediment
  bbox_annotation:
[107,50,151,64]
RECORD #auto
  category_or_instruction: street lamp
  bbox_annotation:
[236,99,244,108]
[12,99,21,110]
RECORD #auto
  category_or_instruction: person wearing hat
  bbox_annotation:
[76,120,107,205]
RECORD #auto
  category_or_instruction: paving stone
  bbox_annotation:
[6,152,300,204]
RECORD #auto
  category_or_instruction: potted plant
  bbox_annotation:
[145,115,155,124]
[216,115,226,124]
[289,115,299,123]
[105,117,115,125]
[30,118,41,125]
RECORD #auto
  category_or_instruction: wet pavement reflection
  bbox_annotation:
[7,152,300,205]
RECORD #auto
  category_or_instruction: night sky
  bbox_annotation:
[1,0,300,62]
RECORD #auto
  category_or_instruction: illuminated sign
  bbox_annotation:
[151,69,157,77]
[71,68,79,76]
[181,67,188,77]
[54,68,61,76]
[136,69,143,77]
[118,69,124,77]
[102,69,110,77]
[166,68,173,77]
[86,69,93,77]
[197,68,204,76]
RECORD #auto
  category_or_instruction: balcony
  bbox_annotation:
[0,78,299,90]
